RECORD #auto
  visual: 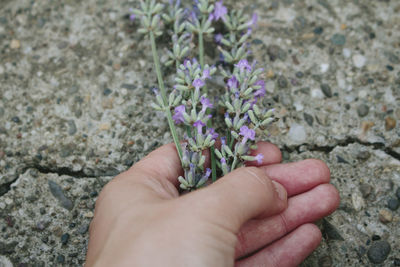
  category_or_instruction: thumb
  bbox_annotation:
[184,167,287,232]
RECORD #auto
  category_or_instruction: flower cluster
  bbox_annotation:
[132,0,275,191]
[215,59,274,173]
[217,10,257,64]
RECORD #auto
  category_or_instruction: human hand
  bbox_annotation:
[85,142,339,266]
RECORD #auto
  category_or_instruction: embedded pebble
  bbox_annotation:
[356,151,371,161]
[385,117,396,131]
[320,63,329,73]
[367,241,391,264]
[10,39,20,49]
[67,120,77,135]
[359,184,373,198]
[61,233,70,245]
[277,75,288,88]
[331,34,346,46]
[77,224,89,234]
[56,254,65,264]
[378,209,392,223]
[311,89,325,99]
[48,180,73,210]
[351,193,365,211]
[320,84,332,98]
[387,198,399,211]
[357,104,369,117]
[288,123,307,143]
[84,211,94,218]
[303,113,314,126]
[343,48,351,58]
[352,54,366,68]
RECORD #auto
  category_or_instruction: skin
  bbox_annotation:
[86,142,340,267]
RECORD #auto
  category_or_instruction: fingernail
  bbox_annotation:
[272,180,287,201]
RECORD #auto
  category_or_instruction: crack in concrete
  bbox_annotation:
[283,137,400,160]
[2,138,398,198]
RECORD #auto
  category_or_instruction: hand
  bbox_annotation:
[85,142,339,266]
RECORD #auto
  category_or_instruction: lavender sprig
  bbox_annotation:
[215,59,274,172]
[163,0,192,69]
[217,10,257,64]
[132,0,276,192]
[132,0,183,161]
[186,0,216,67]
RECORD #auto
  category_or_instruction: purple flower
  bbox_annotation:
[173,105,186,124]
[129,14,136,21]
[206,128,219,140]
[239,125,255,143]
[221,137,226,146]
[235,59,252,72]
[193,120,205,134]
[214,33,223,44]
[254,80,266,98]
[247,13,258,33]
[205,168,212,177]
[220,157,226,164]
[211,0,227,21]
[193,78,205,89]
[227,76,239,90]
[255,153,264,164]
[200,96,213,112]
[202,68,211,79]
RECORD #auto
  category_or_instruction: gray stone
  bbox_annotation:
[320,84,332,98]
[56,254,65,264]
[277,75,288,89]
[357,104,369,117]
[303,113,314,126]
[322,219,344,241]
[288,123,307,143]
[61,233,70,245]
[48,180,74,210]
[386,52,399,64]
[356,151,370,160]
[0,107,4,117]
[367,241,391,264]
[77,224,89,235]
[359,184,373,198]
[331,34,346,46]
[67,120,77,135]
[387,198,399,211]
[397,187,400,199]
[267,45,286,61]
[121,83,136,90]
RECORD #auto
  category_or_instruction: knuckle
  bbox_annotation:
[242,167,273,194]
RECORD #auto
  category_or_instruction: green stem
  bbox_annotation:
[150,31,183,162]
[199,31,204,67]
[210,146,217,182]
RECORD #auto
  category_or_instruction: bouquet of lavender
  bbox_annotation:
[131,0,275,191]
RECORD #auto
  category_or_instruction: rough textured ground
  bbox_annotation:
[1,0,399,266]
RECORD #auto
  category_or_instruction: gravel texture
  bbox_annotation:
[0,0,399,266]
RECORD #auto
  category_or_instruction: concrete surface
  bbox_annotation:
[0,0,399,265]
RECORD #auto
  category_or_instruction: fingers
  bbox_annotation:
[127,143,182,186]
[184,166,288,232]
[246,142,282,166]
[261,159,331,196]
[235,184,339,258]
[236,224,322,267]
